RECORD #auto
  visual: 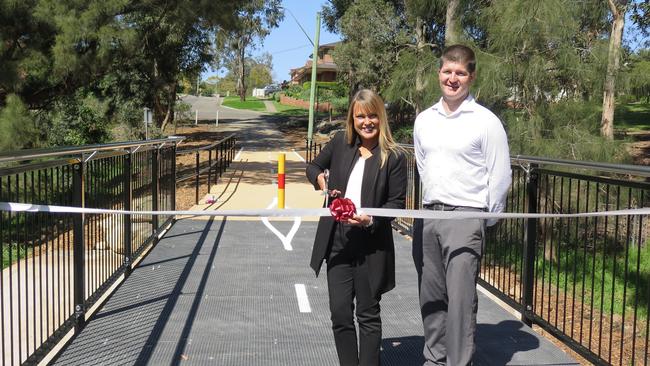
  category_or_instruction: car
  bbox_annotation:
[263,84,280,96]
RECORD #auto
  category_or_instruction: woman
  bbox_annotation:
[306,89,407,366]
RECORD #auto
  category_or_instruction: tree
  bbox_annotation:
[0,0,250,147]
[626,49,650,102]
[248,53,274,89]
[445,0,461,44]
[601,0,629,139]
[631,0,650,43]
[334,0,406,96]
[214,0,283,101]
[249,65,273,90]
[0,95,40,151]
[322,0,404,32]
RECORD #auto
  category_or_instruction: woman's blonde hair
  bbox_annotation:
[345,89,403,167]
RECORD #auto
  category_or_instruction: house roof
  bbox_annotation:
[319,41,341,49]
[290,62,338,80]
[290,61,337,73]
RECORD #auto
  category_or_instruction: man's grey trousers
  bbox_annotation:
[412,211,485,366]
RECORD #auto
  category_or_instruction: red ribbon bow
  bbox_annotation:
[329,197,356,222]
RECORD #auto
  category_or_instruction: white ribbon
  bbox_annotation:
[2,202,650,220]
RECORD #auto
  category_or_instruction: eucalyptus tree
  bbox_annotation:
[601,0,630,139]
[213,0,283,101]
[333,0,407,98]
[324,0,486,114]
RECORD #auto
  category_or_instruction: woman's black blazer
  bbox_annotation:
[306,131,407,297]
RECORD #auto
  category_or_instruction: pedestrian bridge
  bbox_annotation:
[2,126,649,365]
[51,217,576,365]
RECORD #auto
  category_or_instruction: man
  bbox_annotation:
[412,44,511,365]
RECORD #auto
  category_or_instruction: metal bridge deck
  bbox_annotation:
[52,219,578,365]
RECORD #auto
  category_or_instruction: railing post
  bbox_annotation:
[123,152,133,276]
[208,149,212,192]
[521,163,538,326]
[230,137,235,166]
[413,163,421,210]
[72,160,86,331]
[172,143,177,212]
[195,151,200,205]
[151,148,159,238]
[228,137,235,166]
[220,142,225,175]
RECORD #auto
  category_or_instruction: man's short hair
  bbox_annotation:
[439,45,476,73]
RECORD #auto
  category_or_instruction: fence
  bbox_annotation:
[0,138,181,366]
[305,139,322,163]
[175,135,237,207]
[397,147,650,365]
[2,137,649,365]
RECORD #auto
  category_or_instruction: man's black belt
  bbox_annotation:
[422,202,487,211]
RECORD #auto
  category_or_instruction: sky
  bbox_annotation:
[203,0,341,83]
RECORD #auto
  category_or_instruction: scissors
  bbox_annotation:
[323,169,330,207]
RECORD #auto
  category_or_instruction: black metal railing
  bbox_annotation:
[393,145,420,235]
[175,135,237,207]
[0,137,181,366]
[398,150,650,365]
[305,139,322,163]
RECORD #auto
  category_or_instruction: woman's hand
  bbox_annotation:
[347,214,373,227]
[317,172,341,198]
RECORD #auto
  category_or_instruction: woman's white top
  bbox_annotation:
[345,156,366,212]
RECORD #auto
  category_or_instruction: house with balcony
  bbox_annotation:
[289,42,339,85]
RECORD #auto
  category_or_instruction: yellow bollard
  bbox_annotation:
[278,153,285,209]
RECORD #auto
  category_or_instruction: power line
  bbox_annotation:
[282,7,314,46]
[268,44,311,55]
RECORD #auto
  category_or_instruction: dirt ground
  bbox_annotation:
[626,131,650,165]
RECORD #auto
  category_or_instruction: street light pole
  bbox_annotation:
[307,12,321,145]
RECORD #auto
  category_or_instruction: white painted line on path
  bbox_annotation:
[294,284,312,313]
[260,197,301,251]
[292,149,305,163]
[234,147,244,161]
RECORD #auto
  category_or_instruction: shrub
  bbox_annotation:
[302,81,348,99]
[330,97,350,116]
[504,100,631,163]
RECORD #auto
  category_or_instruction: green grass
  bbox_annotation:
[486,234,650,320]
[222,96,267,112]
[615,102,650,132]
[2,243,29,269]
[272,101,308,117]
[536,242,650,320]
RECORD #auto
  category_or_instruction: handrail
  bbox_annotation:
[511,154,650,177]
[176,134,236,154]
[0,136,185,163]
[399,144,650,177]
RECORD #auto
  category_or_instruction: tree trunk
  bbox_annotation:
[445,0,461,45]
[152,59,165,130]
[160,81,177,133]
[236,37,247,101]
[414,17,427,115]
[348,67,357,103]
[601,0,627,139]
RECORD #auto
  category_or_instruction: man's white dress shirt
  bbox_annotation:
[413,95,511,225]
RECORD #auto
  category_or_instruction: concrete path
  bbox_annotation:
[263,100,277,113]
[189,149,323,221]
